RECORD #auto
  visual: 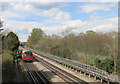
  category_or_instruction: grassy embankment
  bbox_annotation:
[78,52,107,65]
[2,49,15,82]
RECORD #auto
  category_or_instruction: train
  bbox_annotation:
[18,46,33,62]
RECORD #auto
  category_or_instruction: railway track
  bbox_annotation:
[21,61,51,84]
[34,55,89,84]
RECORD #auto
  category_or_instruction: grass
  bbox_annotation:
[2,49,15,82]
[77,52,108,65]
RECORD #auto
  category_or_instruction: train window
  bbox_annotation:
[20,50,22,53]
[24,52,33,57]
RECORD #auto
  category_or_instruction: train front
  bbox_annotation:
[22,51,33,62]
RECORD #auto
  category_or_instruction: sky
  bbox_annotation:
[0,1,118,42]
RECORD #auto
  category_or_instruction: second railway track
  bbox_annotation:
[34,55,89,84]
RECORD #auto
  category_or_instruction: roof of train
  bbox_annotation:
[19,46,31,52]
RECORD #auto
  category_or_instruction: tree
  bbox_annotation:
[3,31,20,51]
[0,18,3,54]
[27,28,45,48]
[85,30,96,35]
[0,18,3,29]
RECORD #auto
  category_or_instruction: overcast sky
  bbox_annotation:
[1,1,118,42]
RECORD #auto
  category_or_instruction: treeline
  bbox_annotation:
[27,28,118,74]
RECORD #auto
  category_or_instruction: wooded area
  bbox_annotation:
[27,28,118,74]
[0,19,20,82]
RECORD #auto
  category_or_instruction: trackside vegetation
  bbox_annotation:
[27,28,118,74]
[2,49,14,82]
[2,31,20,82]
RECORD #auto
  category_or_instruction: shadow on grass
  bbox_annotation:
[2,60,15,82]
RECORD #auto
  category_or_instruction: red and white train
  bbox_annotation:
[18,46,33,62]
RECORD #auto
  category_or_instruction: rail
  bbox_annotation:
[34,55,88,84]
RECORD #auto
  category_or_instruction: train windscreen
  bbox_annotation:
[24,51,33,57]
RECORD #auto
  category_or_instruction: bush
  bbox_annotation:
[95,58,114,73]
[2,49,13,62]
